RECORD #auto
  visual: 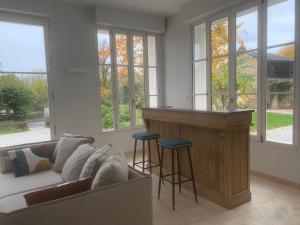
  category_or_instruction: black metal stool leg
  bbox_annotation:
[148,140,152,174]
[133,138,137,168]
[187,147,198,203]
[158,146,164,199]
[142,141,145,174]
[156,139,164,185]
[172,150,175,210]
[177,149,182,193]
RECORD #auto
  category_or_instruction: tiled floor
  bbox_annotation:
[127,152,300,225]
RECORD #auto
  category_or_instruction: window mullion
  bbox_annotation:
[111,29,119,130]
[144,35,150,108]
[207,20,212,109]
[229,10,236,111]
[128,32,135,129]
[295,0,300,147]
[260,0,268,142]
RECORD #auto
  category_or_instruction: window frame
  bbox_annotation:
[191,0,298,147]
[0,11,55,140]
[97,26,159,132]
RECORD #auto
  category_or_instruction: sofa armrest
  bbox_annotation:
[0,173,153,225]
[0,140,58,160]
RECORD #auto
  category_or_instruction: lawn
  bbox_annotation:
[251,112,293,133]
[0,121,28,135]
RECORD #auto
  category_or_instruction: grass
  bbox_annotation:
[0,121,28,135]
[251,112,293,133]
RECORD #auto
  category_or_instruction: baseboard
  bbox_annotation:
[251,170,300,190]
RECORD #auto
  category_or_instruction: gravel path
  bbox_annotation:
[0,121,50,148]
[266,125,293,144]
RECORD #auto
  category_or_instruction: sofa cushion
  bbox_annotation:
[24,177,92,206]
[91,150,128,190]
[79,145,112,179]
[0,193,27,213]
[0,156,13,174]
[62,144,96,182]
[53,133,95,173]
[8,148,52,177]
[0,170,63,199]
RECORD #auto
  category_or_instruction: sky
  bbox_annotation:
[0,21,47,73]
[0,0,295,73]
[237,0,295,51]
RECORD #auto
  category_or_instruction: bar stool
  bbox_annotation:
[132,131,161,174]
[158,138,197,210]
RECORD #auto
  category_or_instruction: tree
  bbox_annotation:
[0,85,34,121]
[277,45,294,60]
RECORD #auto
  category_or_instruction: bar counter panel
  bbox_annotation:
[142,108,252,209]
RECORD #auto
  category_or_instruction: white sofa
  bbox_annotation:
[0,141,153,225]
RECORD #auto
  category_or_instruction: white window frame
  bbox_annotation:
[0,11,55,139]
[97,26,159,132]
[191,0,298,147]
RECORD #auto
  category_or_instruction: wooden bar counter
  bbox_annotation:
[142,107,252,209]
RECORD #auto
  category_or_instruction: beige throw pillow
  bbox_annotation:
[91,150,128,190]
[53,133,95,173]
[79,145,112,179]
[62,144,96,182]
[0,156,13,174]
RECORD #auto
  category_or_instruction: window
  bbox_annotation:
[265,0,295,144]
[0,18,51,147]
[192,0,297,145]
[193,23,207,110]
[236,7,258,135]
[97,28,159,131]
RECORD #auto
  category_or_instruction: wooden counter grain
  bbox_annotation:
[142,107,253,209]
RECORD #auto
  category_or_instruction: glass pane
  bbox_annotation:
[194,23,206,60]
[99,65,112,97]
[119,97,131,128]
[266,93,293,144]
[0,73,50,147]
[211,56,229,93]
[211,17,228,57]
[135,67,145,126]
[236,52,257,94]
[194,61,206,94]
[117,66,130,98]
[267,45,294,93]
[194,95,207,110]
[115,34,128,65]
[236,93,257,134]
[149,96,158,108]
[101,97,114,131]
[0,21,46,73]
[148,36,156,67]
[267,0,295,47]
[212,94,229,111]
[133,36,144,66]
[236,7,258,52]
[117,66,130,128]
[149,68,157,95]
[97,30,111,64]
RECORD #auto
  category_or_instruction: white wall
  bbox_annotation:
[0,0,164,152]
[163,0,300,184]
[96,5,165,33]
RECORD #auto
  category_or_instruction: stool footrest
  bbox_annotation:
[133,161,160,170]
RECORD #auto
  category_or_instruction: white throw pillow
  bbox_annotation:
[91,150,128,190]
[79,145,112,179]
[53,133,94,172]
[62,144,96,182]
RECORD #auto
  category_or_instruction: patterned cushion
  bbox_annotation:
[0,156,13,174]
[8,148,52,177]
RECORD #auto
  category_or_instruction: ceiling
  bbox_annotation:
[54,0,192,16]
